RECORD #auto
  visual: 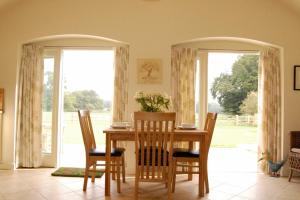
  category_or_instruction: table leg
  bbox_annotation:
[105,133,111,196]
[188,141,193,181]
[112,140,117,180]
[198,135,205,197]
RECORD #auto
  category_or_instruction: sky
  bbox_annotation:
[44,50,244,103]
[62,50,114,101]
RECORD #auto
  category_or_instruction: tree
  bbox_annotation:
[43,71,53,111]
[240,92,258,115]
[64,91,76,111]
[65,90,103,112]
[42,71,104,112]
[211,55,258,114]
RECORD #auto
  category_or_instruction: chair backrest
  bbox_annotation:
[134,111,176,181]
[204,112,218,152]
[78,110,96,156]
[290,131,300,149]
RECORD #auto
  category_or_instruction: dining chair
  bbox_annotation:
[171,112,217,194]
[78,110,126,193]
[134,111,176,200]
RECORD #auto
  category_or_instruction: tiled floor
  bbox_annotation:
[0,168,299,200]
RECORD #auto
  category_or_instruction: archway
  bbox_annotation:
[171,36,283,173]
[16,34,129,168]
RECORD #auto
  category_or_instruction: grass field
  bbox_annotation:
[212,124,257,147]
[42,112,258,149]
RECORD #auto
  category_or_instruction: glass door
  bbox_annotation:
[41,49,62,167]
[41,48,115,167]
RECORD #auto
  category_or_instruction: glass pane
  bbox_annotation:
[60,49,114,167]
[195,59,200,126]
[42,58,54,154]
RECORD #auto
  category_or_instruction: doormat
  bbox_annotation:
[51,167,104,178]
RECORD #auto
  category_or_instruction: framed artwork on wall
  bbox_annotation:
[294,65,300,90]
[137,58,162,84]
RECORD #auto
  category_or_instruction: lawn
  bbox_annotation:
[211,124,257,147]
[42,112,258,148]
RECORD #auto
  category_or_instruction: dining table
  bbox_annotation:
[102,127,208,197]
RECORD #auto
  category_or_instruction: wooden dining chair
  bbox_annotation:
[171,112,217,194]
[78,110,126,193]
[134,111,176,200]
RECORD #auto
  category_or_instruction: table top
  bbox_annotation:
[103,127,207,137]
[103,128,207,141]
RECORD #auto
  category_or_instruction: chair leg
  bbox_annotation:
[198,164,202,197]
[135,166,139,200]
[83,163,89,191]
[167,164,173,200]
[117,159,121,193]
[172,160,176,193]
[112,160,116,180]
[122,155,126,183]
[165,172,168,188]
[188,161,193,181]
[288,169,294,182]
[91,162,96,183]
[205,170,209,193]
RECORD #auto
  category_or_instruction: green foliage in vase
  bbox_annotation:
[135,91,170,112]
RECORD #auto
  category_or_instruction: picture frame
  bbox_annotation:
[294,65,300,90]
[137,58,162,84]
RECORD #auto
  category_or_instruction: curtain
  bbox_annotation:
[258,47,282,173]
[112,45,129,122]
[112,45,129,150]
[16,44,44,168]
[171,47,197,125]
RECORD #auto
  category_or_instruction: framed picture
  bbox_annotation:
[294,65,300,90]
[137,58,162,84]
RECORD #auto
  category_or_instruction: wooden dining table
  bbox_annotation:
[103,127,208,197]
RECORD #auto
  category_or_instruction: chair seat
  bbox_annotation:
[138,148,169,166]
[89,147,125,157]
[173,148,200,158]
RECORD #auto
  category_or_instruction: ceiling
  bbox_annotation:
[1,0,300,14]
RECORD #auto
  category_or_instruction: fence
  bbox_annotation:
[217,114,257,126]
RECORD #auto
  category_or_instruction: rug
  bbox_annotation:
[51,167,104,178]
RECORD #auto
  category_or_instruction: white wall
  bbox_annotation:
[0,0,300,172]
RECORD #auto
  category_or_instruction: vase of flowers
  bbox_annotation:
[134,91,171,112]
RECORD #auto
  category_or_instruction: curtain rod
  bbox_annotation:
[197,48,259,53]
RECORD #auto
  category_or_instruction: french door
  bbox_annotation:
[41,47,115,167]
[41,48,63,167]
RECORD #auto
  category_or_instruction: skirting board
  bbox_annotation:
[0,163,14,170]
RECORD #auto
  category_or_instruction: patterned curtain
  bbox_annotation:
[258,47,282,173]
[16,44,44,168]
[171,47,197,125]
[112,45,129,122]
